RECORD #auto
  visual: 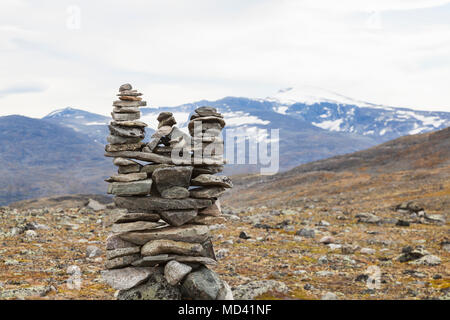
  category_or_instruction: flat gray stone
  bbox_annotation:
[152,166,193,193]
[193,165,224,176]
[132,255,217,267]
[113,106,141,113]
[164,261,192,285]
[232,280,288,300]
[157,112,173,122]
[141,239,204,256]
[199,200,222,216]
[113,100,146,108]
[86,199,106,212]
[107,135,142,145]
[113,157,137,166]
[107,180,152,196]
[106,247,141,260]
[111,221,165,233]
[110,120,147,128]
[117,90,142,97]
[161,186,190,199]
[191,174,233,188]
[105,142,145,152]
[158,116,176,128]
[141,163,174,175]
[116,267,181,300]
[119,83,132,92]
[118,164,142,174]
[106,234,139,250]
[102,267,152,291]
[114,196,212,212]
[119,224,210,245]
[193,215,226,225]
[190,187,226,199]
[105,254,140,269]
[321,292,339,300]
[111,112,141,121]
[217,281,234,300]
[296,228,316,238]
[105,173,147,183]
[131,254,173,267]
[104,211,160,227]
[109,124,145,138]
[181,267,222,300]
[160,209,197,226]
[86,245,102,258]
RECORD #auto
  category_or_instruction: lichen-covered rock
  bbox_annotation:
[117,267,181,300]
[190,187,226,199]
[181,267,222,300]
[107,180,152,196]
[164,261,192,285]
[141,239,205,257]
[161,187,190,199]
[111,221,165,233]
[191,174,233,188]
[232,280,288,300]
[160,209,197,226]
[101,267,153,290]
[119,224,210,245]
[114,196,212,212]
[152,166,193,193]
[105,254,140,270]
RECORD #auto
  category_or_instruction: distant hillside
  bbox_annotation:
[286,126,450,174]
[0,115,113,205]
[223,126,450,208]
[43,90,450,174]
[42,108,110,144]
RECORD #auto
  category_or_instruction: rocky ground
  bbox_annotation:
[0,177,448,300]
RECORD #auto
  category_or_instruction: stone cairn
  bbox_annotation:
[101,83,233,300]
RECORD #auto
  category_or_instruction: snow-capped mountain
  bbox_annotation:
[266,86,450,140]
[40,88,450,172]
[43,107,110,143]
[266,85,379,108]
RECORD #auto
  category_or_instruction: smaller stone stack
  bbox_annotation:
[106,83,147,151]
[189,106,225,166]
[105,84,151,196]
[189,106,228,212]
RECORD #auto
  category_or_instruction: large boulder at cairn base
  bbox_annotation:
[180,267,222,300]
[232,280,288,300]
[117,267,181,300]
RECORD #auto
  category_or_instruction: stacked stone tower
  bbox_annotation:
[102,84,233,300]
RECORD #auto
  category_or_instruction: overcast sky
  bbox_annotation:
[1,0,449,118]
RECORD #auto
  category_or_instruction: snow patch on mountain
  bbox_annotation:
[312,119,343,132]
[267,85,384,109]
[86,121,109,126]
[223,111,270,126]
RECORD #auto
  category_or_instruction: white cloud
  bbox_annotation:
[0,0,449,118]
